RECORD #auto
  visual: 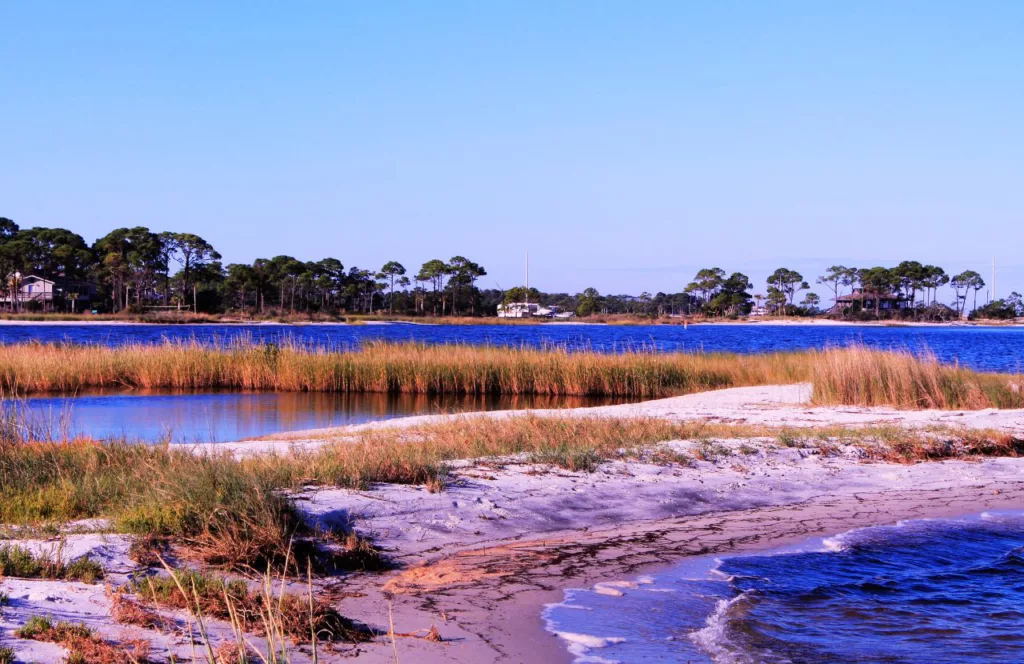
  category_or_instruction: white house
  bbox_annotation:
[1,275,55,305]
[496,302,574,319]
[1,274,94,309]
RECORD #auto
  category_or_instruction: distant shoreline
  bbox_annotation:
[0,316,1021,328]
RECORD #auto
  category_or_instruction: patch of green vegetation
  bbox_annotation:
[695,441,731,462]
[776,430,805,447]
[0,646,14,664]
[0,545,103,583]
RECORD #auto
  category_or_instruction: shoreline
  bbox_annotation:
[539,506,1024,663]
[0,317,1022,328]
[347,481,1024,663]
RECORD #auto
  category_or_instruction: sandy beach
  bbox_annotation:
[5,386,1024,662]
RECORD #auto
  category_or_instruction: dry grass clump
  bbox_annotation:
[768,424,1024,462]
[0,646,13,664]
[268,415,699,487]
[0,544,104,583]
[858,429,1024,463]
[108,589,165,630]
[14,615,151,664]
[130,569,369,644]
[0,439,304,570]
[811,346,1023,410]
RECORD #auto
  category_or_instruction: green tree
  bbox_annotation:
[378,261,407,314]
[707,273,753,317]
[163,233,222,312]
[801,292,821,312]
[857,267,895,317]
[223,263,257,311]
[684,268,726,310]
[94,227,164,311]
[921,265,949,306]
[9,227,94,281]
[893,261,928,308]
[447,256,487,315]
[575,287,600,317]
[765,286,787,314]
[767,268,807,310]
[950,270,984,316]
[417,259,450,315]
[816,265,857,304]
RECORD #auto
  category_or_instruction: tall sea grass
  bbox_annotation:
[0,339,812,397]
[810,346,1023,410]
[0,340,1018,408]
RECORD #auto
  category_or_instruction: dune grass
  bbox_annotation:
[5,413,1022,545]
[128,568,368,644]
[14,615,152,664]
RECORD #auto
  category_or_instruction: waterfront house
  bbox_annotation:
[829,288,911,313]
[1,274,95,310]
[497,302,574,319]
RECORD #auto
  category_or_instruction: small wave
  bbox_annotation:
[555,631,627,663]
[593,580,638,596]
[690,594,750,664]
[821,535,848,552]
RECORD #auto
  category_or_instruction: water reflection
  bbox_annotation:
[11,390,632,444]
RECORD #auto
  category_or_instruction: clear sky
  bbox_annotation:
[2,1,1021,302]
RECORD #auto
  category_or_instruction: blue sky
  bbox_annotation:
[1,1,1021,302]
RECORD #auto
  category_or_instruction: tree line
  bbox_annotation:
[0,218,496,316]
[1,217,1020,319]
[679,262,1021,320]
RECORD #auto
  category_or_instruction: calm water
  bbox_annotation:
[9,391,625,443]
[545,512,1024,663]
[1,322,1023,372]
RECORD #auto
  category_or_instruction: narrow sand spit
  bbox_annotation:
[205,383,1024,456]
[4,386,1024,663]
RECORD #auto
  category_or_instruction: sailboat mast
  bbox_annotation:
[525,252,529,306]
[992,256,996,302]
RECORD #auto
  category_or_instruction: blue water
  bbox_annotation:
[1,323,1024,373]
[545,512,1024,663]
[9,391,620,444]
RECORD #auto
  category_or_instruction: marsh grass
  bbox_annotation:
[1,340,1019,410]
[0,339,812,397]
[810,346,1023,409]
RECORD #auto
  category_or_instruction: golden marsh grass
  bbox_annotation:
[0,340,1018,409]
